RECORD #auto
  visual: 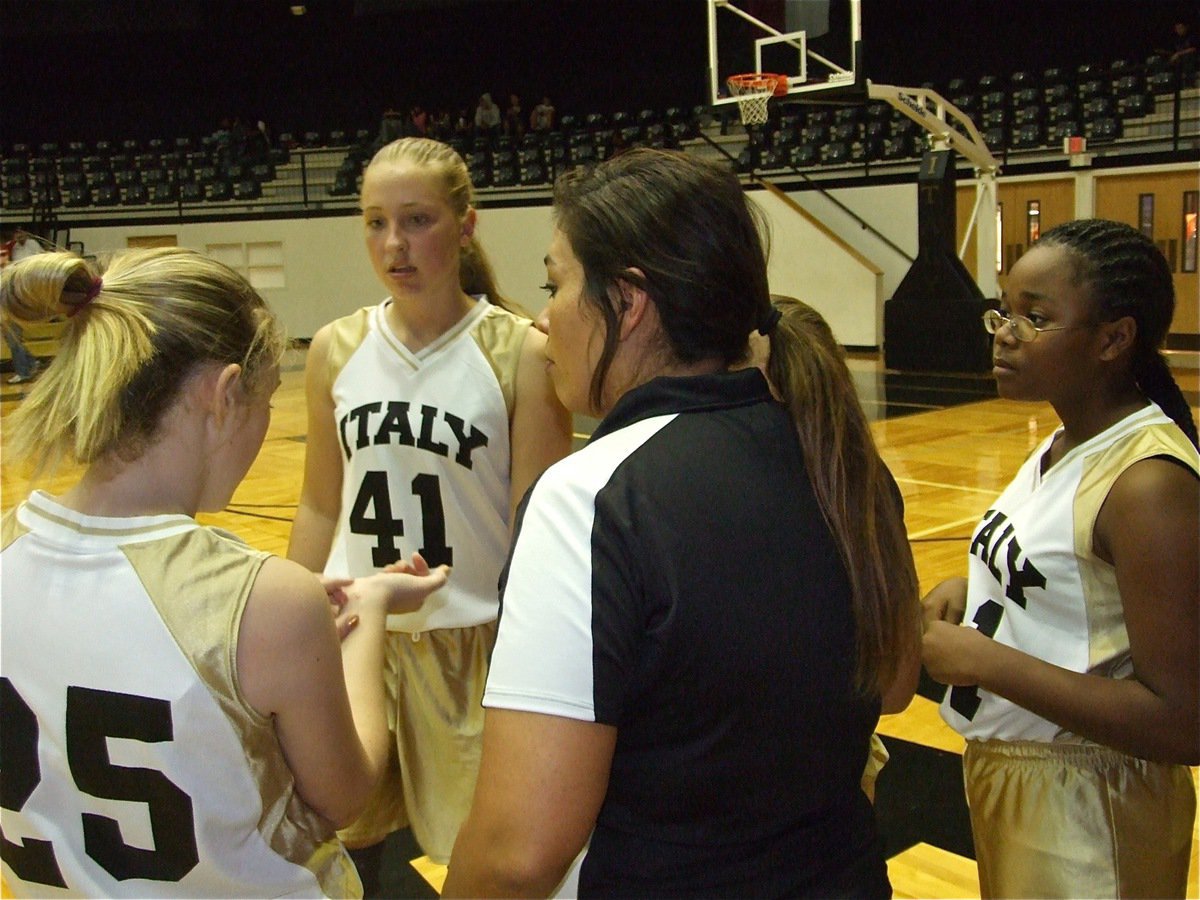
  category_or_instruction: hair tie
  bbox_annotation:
[757,305,782,336]
[67,277,103,317]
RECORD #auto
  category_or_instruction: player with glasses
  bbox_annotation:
[923,219,1197,898]
[982,307,1084,341]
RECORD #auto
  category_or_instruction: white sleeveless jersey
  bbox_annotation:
[940,404,1199,742]
[0,492,360,899]
[323,298,528,632]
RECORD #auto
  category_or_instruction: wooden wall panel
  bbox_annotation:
[1095,170,1199,336]
[956,179,1074,297]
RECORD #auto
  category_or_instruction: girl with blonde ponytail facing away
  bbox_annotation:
[1,247,447,899]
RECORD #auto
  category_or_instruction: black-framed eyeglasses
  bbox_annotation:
[982,308,1073,343]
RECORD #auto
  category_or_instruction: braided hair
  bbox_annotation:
[1038,218,1198,448]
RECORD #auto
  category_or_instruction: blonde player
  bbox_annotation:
[0,248,447,899]
[287,137,571,886]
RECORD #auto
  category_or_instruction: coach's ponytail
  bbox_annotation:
[765,295,921,699]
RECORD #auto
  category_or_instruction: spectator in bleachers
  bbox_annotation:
[453,108,472,139]
[1169,21,1197,86]
[377,108,405,148]
[474,93,501,137]
[428,109,452,141]
[503,93,524,140]
[407,105,429,137]
[530,95,555,132]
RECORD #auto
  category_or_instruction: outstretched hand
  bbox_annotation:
[348,552,450,617]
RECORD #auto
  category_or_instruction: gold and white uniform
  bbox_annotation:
[321,297,528,862]
[0,492,359,899]
[940,403,1198,898]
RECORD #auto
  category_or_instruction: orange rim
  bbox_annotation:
[727,73,788,97]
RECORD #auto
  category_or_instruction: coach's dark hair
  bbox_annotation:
[1038,218,1198,448]
[551,148,772,410]
[768,296,921,698]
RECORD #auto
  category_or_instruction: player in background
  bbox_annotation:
[923,219,1198,898]
[287,137,571,889]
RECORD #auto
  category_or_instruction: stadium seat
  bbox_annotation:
[1051,100,1078,122]
[1147,70,1175,94]
[123,183,149,205]
[1010,87,1039,109]
[830,122,859,143]
[1117,93,1153,119]
[1085,117,1121,142]
[64,187,92,208]
[792,144,820,168]
[981,108,1008,129]
[819,141,849,165]
[491,164,518,187]
[1009,71,1038,90]
[180,181,205,203]
[151,183,178,204]
[983,126,1008,149]
[1010,123,1044,149]
[1044,82,1073,105]
[1083,96,1114,120]
[760,146,788,169]
[94,184,121,205]
[234,178,262,200]
[1049,120,1081,143]
[1077,78,1108,101]
[980,90,1007,110]
[1014,105,1042,126]
[6,187,32,208]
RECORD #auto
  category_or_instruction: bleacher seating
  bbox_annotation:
[1,48,1193,217]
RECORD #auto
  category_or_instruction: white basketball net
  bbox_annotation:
[727,75,777,126]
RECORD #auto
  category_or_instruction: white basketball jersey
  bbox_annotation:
[323,298,527,632]
[1,492,360,899]
[940,404,1199,742]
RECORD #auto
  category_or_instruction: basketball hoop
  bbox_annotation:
[726,73,787,126]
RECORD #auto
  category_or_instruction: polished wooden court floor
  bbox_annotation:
[2,347,1197,899]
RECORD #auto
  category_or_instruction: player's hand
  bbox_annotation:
[346,561,450,617]
[317,575,360,640]
[921,577,968,627]
[921,619,989,686]
[381,551,432,577]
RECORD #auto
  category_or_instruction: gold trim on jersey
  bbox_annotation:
[1073,421,1199,673]
[127,528,361,898]
[325,298,529,422]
